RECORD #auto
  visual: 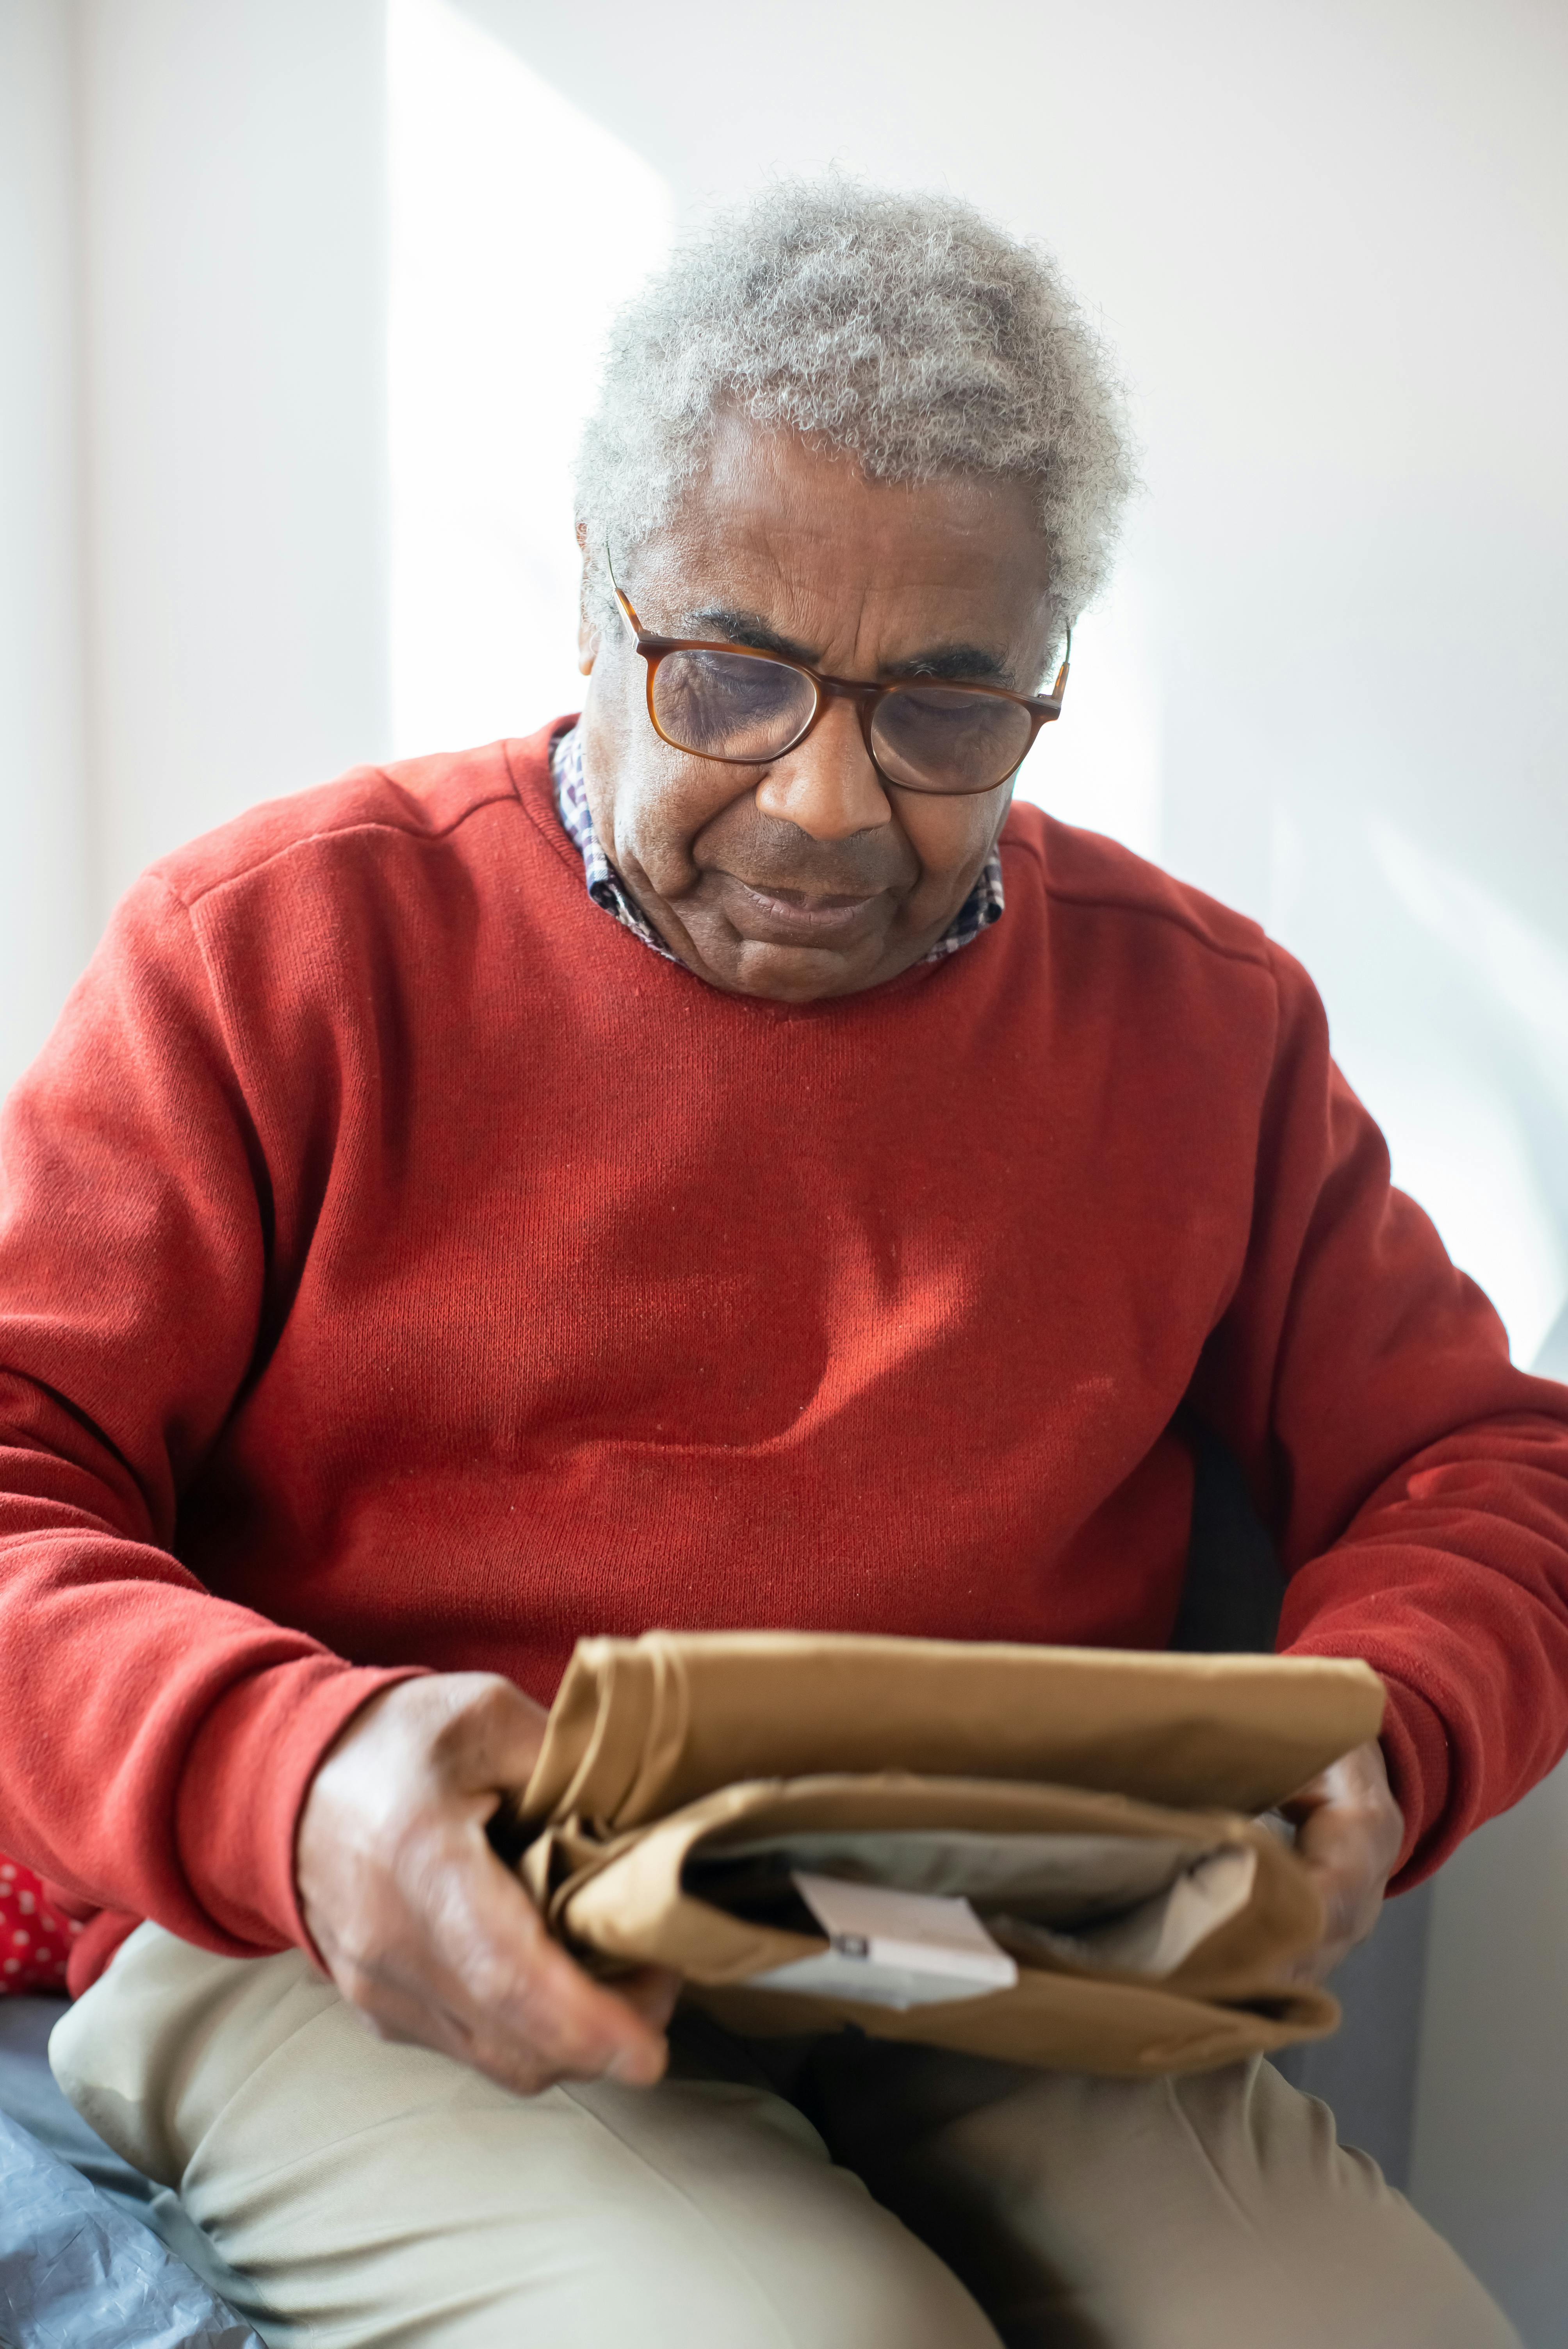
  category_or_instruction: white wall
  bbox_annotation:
[74,0,392,920]
[1,0,1566,2330]
[0,0,91,1084]
[1412,1772,1568,2345]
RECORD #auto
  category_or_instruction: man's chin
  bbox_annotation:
[698,927,918,1003]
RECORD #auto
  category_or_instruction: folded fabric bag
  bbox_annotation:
[510,1632,1385,2077]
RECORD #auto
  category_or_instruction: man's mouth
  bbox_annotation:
[724,877,886,945]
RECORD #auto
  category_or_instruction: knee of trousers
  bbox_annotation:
[170,2078,1006,2349]
[377,2073,1007,2349]
[422,2152,1001,2349]
[50,1928,1002,2349]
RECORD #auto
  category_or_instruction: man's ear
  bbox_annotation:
[576,520,600,676]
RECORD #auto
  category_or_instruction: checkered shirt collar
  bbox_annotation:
[549,724,1004,970]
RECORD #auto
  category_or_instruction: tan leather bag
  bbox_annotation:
[512,1632,1386,2078]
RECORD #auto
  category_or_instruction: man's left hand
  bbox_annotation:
[1280,1738,1405,1982]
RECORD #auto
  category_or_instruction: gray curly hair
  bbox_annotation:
[575,179,1136,670]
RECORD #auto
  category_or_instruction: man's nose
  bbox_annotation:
[752,698,891,840]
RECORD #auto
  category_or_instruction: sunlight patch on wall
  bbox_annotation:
[1355,1045,1565,1369]
[1370,816,1568,1103]
[387,0,673,756]
[1363,816,1568,1365]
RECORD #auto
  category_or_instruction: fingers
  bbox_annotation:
[1280,1738,1405,1982]
[1289,1852,1383,1981]
[333,1903,673,2094]
[610,1966,683,2035]
[455,1883,673,2089]
[296,1670,675,2099]
[372,1826,672,2094]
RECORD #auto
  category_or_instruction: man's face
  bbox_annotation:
[576,421,1057,1002]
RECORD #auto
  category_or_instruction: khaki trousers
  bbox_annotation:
[51,1923,1516,2349]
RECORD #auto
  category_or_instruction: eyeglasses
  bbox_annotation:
[609,555,1070,798]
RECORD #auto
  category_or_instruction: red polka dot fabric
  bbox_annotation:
[0,1852,80,1993]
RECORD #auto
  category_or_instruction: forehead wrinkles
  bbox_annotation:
[640,458,1051,687]
[668,549,1033,680]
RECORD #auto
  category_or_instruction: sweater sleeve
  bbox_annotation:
[1187,941,1568,1881]
[0,876,413,1966]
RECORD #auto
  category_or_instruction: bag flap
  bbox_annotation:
[519,1631,1385,1830]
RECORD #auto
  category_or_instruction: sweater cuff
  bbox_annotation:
[175,1656,428,1959]
[1373,1674,1454,1884]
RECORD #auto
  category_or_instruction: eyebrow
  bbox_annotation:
[682,606,1012,686]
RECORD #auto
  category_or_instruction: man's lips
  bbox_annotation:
[721,876,888,945]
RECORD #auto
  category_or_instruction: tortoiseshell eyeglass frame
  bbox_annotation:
[608,550,1071,798]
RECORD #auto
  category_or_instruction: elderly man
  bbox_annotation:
[0,184,1561,2347]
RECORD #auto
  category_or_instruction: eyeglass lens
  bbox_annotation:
[649,650,1032,793]
[870,686,1032,794]
[651,651,815,763]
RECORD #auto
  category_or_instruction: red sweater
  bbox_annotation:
[3,723,1567,1994]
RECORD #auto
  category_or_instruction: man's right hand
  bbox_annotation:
[295,1673,678,2096]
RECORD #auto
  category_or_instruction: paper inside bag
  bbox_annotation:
[686,1826,1260,1984]
[745,1874,1020,2010]
[991,1846,1258,1975]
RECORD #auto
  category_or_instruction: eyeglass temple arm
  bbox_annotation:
[606,543,644,639]
[1050,623,1072,703]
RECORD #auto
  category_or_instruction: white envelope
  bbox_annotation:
[745,1871,1019,2010]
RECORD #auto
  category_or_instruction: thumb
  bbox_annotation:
[424,1674,552,1797]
